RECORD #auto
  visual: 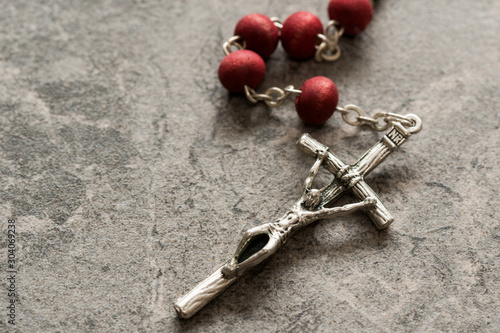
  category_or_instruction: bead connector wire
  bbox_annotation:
[244,85,301,107]
[336,105,423,133]
[222,35,246,56]
[315,20,344,62]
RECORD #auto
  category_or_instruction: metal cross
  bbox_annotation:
[174,115,422,319]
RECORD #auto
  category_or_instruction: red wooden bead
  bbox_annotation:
[328,0,373,35]
[295,76,338,125]
[218,50,266,93]
[234,13,279,59]
[281,11,323,60]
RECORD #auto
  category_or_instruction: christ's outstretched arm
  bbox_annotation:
[302,197,377,221]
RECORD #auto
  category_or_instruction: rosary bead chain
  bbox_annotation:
[245,76,339,125]
[223,18,344,63]
[244,83,422,133]
[218,0,376,125]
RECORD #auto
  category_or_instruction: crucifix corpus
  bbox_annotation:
[174,114,422,319]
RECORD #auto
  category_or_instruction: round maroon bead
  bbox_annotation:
[218,50,266,93]
[234,13,279,59]
[281,11,323,60]
[295,76,338,125]
[328,0,373,35]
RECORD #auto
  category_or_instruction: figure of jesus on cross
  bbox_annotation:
[221,148,376,279]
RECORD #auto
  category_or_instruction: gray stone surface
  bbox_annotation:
[0,0,499,332]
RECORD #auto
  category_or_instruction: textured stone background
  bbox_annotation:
[0,0,498,332]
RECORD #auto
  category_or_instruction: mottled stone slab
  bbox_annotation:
[0,0,498,332]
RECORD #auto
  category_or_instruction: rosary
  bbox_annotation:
[175,0,422,319]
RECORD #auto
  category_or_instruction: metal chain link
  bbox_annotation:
[336,105,422,133]
[270,17,283,30]
[315,20,344,62]
[244,85,301,108]
[223,35,247,56]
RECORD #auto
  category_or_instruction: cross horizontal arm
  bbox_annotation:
[297,132,408,229]
[351,180,393,229]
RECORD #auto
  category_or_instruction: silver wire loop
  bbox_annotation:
[244,85,302,107]
[223,35,247,56]
[244,86,272,104]
[338,104,365,126]
[270,17,283,30]
[337,105,423,132]
[357,116,380,126]
[315,40,342,62]
[264,87,287,107]
[315,20,344,62]
[284,85,302,95]
[403,114,423,134]
[325,20,344,41]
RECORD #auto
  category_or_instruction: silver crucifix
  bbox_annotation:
[174,114,422,319]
